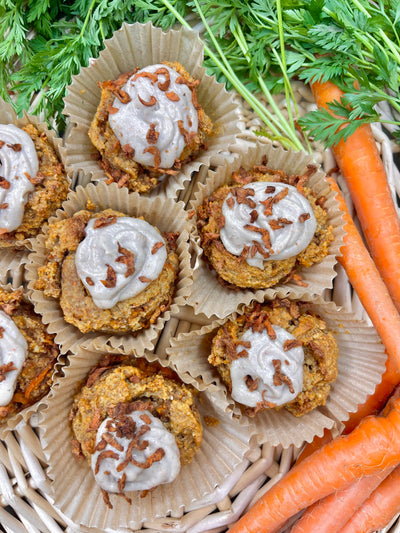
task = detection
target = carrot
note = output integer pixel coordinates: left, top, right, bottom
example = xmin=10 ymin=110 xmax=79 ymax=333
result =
xmin=297 ymin=356 xmax=400 ymax=464
xmin=326 ymin=177 xmax=400 ymax=373
xmin=290 ymin=466 xmax=395 ymax=533
xmin=338 ymin=464 xmax=400 ymax=533
xmin=311 ymin=80 xmax=400 ymax=313
xmin=23 ymin=358 xmax=56 ymax=399
xmin=229 ymin=386 xmax=400 ymax=533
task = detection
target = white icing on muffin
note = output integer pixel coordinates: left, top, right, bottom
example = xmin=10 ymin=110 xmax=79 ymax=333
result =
xmin=75 ymin=216 xmax=167 ymax=309
xmin=0 ymin=124 xmax=39 ymax=232
xmin=92 ymin=409 xmax=181 ymax=493
xmin=220 ymin=181 xmax=317 ymax=268
xmin=108 ymin=64 xmax=199 ymax=169
xmin=230 ymin=325 xmax=304 ymax=408
xmin=0 ymin=310 xmax=28 ymax=406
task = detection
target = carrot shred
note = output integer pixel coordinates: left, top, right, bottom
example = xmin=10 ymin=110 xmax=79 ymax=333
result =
xmin=23 ymin=358 xmax=56 ymax=399
xmin=229 ymin=386 xmax=400 ymax=533
xmin=338 ymin=464 xmax=400 ymax=533
xmin=311 ymin=80 xmax=400 ymax=313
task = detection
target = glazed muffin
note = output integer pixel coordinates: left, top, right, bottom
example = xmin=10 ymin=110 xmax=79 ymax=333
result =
xmin=0 ymin=123 xmax=69 ymax=248
xmin=34 ymin=208 xmax=179 ymax=334
xmin=0 ymin=286 xmax=59 ymax=423
xmin=89 ymin=62 xmax=214 ymax=194
xmin=70 ymin=355 xmax=202 ymax=499
xmin=209 ymin=300 xmax=339 ymax=417
xmin=196 ymin=162 xmax=334 ymax=289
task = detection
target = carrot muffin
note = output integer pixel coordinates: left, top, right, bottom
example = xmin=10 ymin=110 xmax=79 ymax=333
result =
xmin=0 ymin=123 xmax=69 ymax=248
xmin=197 ymin=163 xmax=334 ymax=289
xmin=34 ymin=208 xmax=179 ymax=334
xmin=88 ymin=62 xmax=214 ymax=194
xmin=0 ymin=286 xmax=59 ymax=422
xmin=70 ymin=355 xmax=202 ymax=497
xmin=209 ymin=300 xmax=339 ymax=417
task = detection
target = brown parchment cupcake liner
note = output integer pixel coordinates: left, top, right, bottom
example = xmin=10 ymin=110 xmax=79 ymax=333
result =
xmin=0 ymin=98 xmax=72 ymax=251
xmin=63 ymin=22 xmax=241 ymax=199
xmin=25 ymin=180 xmax=193 ymax=355
xmin=39 ymin=345 xmax=253 ymax=530
xmin=0 ymin=282 xmax=63 ymax=438
xmin=187 ymin=138 xmax=346 ymax=319
xmin=167 ymin=298 xmax=387 ymax=449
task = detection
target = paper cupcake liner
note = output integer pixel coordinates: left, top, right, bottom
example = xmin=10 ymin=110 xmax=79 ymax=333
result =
xmin=167 ymin=298 xmax=387 ymax=449
xmin=63 ymin=22 xmax=241 ymax=199
xmin=0 ymin=282 xmax=63 ymax=438
xmin=25 ymin=181 xmax=193 ymax=355
xmin=187 ymin=138 xmax=346 ymax=319
xmin=0 ymin=98 xmax=72 ymax=251
xmin=39 ymin=346 xmax=253 ymax=530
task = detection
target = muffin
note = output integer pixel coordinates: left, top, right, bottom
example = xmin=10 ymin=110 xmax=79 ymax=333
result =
xmin=88 ymin=62 xmax=214 ymax=194
xmin=69 ymin=355 xmax=202 ymax=501
xmin=34 ymin=208 xmax=179 ymax=335
xmin=209 ymin=300 xmax=339 ymax=417
xmin=197 ymin=161 xmax=334 ymax=290
xmin=0 ymin=285 xmax=59 ymax=423
xmin=0 ymin=123 xmax=69 ymax=248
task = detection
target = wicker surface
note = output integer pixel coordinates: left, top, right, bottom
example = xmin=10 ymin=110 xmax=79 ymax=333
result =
xmin=1 ymin=84 xmax=400 ymax=533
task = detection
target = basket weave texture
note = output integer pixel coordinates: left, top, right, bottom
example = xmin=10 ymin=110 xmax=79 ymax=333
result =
xmin=1 ymin=84 xmax=400 ymax=533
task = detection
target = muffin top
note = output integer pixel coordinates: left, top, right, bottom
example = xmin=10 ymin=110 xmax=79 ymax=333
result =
xmin=108 ymin=64 xmax=200 ymax=170
xmin=209 ymin=300 xmax=339 ymax=417
xmin=70 ymin=356 xmax=203 ymax=495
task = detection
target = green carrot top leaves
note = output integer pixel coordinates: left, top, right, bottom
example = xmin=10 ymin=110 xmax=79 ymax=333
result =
xmin=2 ymin=0 xmax=400 ymax=145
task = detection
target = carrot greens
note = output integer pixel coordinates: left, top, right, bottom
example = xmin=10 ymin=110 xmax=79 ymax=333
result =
xmin=2 ymin=0 xmax=400 ymax=146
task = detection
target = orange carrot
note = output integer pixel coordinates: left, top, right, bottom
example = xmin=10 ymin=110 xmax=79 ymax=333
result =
xmin=311 ymin=80 xmax=400 ymax=313
xmin=338 ymin=464 xmax=400 ymax=533
xmin=23 ymin=358 xmax=56 ymax=399
xmin=291 ymin=466 xmax=395 ymax=533
xmin=297 ymin=356 xmax=400 ymax=464
xmin=326 ymin=177 xmax=400 ymax=373
xmin=229 ymin=387 xmax=400 ymax=533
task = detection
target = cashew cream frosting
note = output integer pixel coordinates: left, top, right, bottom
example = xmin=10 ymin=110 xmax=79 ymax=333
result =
xmin=92 ymin=409 xmax=181 ymax=493
xmin=0 ymin=124 xmax=39 ymax=232
xmin=230 ymin=326 xmax=304 ymax=408
xmin=108 ymin=64 xmax=199 ymax=169
xmin=0 ymin=310 xmax=28 ymax=406
xmin=220 ymin=182 xmax=317 ymax=269
xmin=75 ymin=216 xmax=167 ymax=309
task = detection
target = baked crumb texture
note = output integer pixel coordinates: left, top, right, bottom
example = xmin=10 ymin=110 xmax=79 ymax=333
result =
xmin=35 ymin=208 xmax=179 ymax=334
xmin=70 ymin=355 xmax=202 ymax=494
xmin=88 ymin=62 xmax=214 ymax=194
xmin=197 ymin=163 xmax=334 ymax=289
xmin=0 ymin=287 xmax=59 ymax=422
xmin=0 ymin=124 xmax=69 ymax=248
xmin=209 ymin=300 xmax=339 ymax=417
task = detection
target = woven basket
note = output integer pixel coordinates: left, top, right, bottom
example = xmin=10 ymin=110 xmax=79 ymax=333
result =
xmin=1 ymin=82 xmax=400 ymax=533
